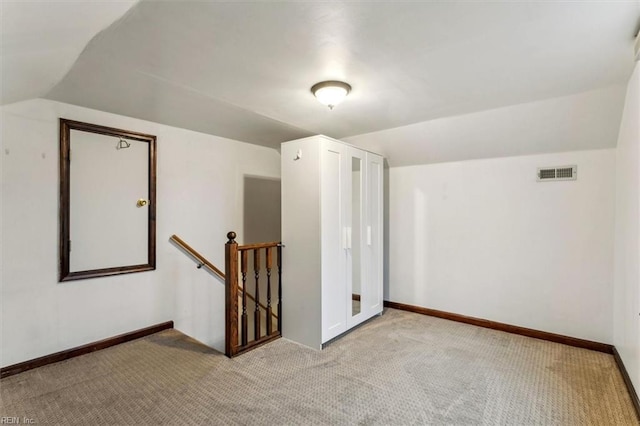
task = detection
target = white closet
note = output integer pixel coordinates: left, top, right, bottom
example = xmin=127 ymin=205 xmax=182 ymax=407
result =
xmin=281 ymin=135 xmax=383 ymax=349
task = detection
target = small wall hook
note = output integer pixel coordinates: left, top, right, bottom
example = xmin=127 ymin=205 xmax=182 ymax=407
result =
xmin=116 ymin=138 xmax=131 ymax=150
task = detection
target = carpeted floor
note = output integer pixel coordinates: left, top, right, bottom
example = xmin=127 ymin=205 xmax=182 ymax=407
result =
xmin=1 ymin=308 xmax=638 ymax=425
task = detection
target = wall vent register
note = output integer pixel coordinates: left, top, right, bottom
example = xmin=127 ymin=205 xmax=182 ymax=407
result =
xmin=537 ymin=165 xmax=577 ymax=182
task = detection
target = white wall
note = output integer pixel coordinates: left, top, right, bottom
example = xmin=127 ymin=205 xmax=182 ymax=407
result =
xmin=613 ymin=63 xmax=640 ymax=391
xmin=1 ymin=98 xmax=280 ymax=367
xmin=387 ymin=149 xmax=615 ymax=343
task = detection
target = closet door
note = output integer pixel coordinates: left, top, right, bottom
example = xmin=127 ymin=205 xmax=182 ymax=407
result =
xmin=321 ymin=140 xmax=347 ymax=342
xmin=365 ymin=152 xmax=384 ymax=316
xmin=346 ymin=147 xmax=367 ymax=328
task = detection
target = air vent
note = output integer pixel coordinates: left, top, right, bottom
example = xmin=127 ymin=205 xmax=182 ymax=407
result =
xmin=537 ymin=165 xmax=577 ymax=182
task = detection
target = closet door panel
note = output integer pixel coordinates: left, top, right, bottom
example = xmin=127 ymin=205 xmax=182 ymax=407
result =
xmin=321 ymin=144 xmax=347 ymax=342
xmin=366 ymin=153 xmax=384 ymax=315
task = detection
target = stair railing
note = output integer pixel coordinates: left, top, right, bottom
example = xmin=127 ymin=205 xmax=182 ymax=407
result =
xmin=170 ymin=234 xmax=225 ymax=279
xmin=170 ymin=234 xmax=277 ymax=321
xmin=225 ymin=231 xmax=282 ymax=357
xmin=169 ymin=233 xmax=282 ymax=357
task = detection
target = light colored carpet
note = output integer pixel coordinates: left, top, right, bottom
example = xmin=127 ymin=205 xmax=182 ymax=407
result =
xmin=1 ymin=308 xmax=638 ymax=425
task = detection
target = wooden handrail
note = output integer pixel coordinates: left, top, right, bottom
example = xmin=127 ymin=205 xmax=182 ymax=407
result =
xmin=238 ymin=241 xmax=281 ymax=250
xmin=170 ymin=234 xmax=225 ymax=279
xmin=169 ymin=234 xmax=277 ymax=320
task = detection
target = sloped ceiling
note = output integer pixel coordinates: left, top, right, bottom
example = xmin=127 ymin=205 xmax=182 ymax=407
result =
xmin=0 ymin=0 xmax=138 ymax=105
xmin=344 ymin=85 xmax=627 ymax=166
xmin=3 ymin=1 xmax=640 ymax=164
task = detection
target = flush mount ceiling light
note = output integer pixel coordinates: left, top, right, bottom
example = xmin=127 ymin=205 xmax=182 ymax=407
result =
xmin=311 ymin=81 xmax=351 ymax=110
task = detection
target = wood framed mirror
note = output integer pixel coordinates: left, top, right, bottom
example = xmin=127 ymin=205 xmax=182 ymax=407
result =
xmin=59 ymin=119 xmax=157 ymax=281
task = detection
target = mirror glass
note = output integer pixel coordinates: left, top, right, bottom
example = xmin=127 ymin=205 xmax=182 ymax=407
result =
xmin=60 ymin=119 xmax=156 ymax=281
xmin=351 ymin=156 xmax=362 ymax=316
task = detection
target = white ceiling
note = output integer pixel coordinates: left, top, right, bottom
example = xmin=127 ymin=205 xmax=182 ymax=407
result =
xmin=2 ymin=1 xmax=640 ymax=163
xmin=0 ymin=0 xmax=138 ymax=105
xmin=344 ymin=85 xmax=627 ymax=166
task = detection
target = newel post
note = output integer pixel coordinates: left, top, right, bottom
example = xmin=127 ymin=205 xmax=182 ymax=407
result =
xmin=225 ymin=231 xmax=239 ymax=357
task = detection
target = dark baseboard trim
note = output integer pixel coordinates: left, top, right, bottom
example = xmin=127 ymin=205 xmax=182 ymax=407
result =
xmin=384 ymin=301 xmax=613 ymax=354
xmin=1 ymin=321 xmax=174 ymax=379
xmin=613 ymin=347 xmax=640 ymax=421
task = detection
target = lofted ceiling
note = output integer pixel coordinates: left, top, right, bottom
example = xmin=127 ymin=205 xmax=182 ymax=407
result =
xmin=0 ymin=0 xmax=138 ymax=105
xmin=2 ymin=1 xmax=640 ymax=164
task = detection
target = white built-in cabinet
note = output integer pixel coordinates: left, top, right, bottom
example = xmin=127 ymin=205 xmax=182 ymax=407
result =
xmin=281 ymin=135 xmax=383 ymax=349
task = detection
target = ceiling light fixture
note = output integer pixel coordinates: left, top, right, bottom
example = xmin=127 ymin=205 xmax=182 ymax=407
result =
xmin=311 ymin=81 xmax=351 ymax=110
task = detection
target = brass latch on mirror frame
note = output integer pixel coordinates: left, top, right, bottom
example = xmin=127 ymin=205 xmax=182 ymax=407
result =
xmin=137 ymin=199 xmax=149 ymax=208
